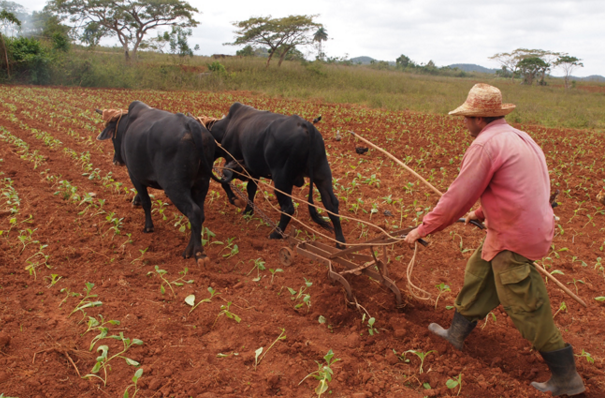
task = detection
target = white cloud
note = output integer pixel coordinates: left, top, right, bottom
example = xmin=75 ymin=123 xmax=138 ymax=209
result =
xmin=13 ymin=0 xmax=605 ymax=76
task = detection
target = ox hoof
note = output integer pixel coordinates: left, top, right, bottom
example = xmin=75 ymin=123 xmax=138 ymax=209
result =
xmin=143 ymin=227 xmax=154 ymax=233
xmin=233 ymin=199 xmax=244 ymax=207
xmin=269 ymin=231 xmax=284 ymax=240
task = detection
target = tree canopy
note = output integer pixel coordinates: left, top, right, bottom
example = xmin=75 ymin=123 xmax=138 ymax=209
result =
xmin=313 ymin=26 xmax=327 ymax=60
xmin=516 ymin=56 xmax=550 ymax=85
xmin=227 ymin=14 xmax=321 ymax=67
xmin=45 ymin=0 xmax=199 ymax=60
xmin=489 ymin=48 xmax=559 ymax=83
xmin=554 ymin=55 xmax=583 ymax=89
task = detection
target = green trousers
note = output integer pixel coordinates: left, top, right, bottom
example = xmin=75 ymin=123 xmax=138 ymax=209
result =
xmin=454 ymin=241 xmax=565 ymax=352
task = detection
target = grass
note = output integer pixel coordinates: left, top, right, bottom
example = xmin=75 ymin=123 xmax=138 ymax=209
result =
xmin=19 ymin=46 xmax=605 ymax=130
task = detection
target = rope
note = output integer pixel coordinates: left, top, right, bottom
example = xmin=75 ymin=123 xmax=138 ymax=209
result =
xmin=406 ymin=242 xmax=431 ymax=301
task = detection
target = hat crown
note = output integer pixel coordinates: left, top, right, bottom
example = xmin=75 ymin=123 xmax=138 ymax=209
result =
xmin=466 ymin=83 xmax=503 ymax=110
xmin=448 ymin=83 xmax=515 ymax=117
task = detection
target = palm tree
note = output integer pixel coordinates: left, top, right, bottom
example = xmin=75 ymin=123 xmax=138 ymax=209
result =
xmin=313 ymin=27 xmax=328 ymax=60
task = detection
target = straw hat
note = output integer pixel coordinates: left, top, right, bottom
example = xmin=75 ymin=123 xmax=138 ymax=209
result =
xmin=449 ymin=83 xmax=515 ymax=117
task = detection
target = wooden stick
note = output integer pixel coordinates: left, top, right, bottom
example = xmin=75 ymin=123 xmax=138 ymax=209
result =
xmin=533 ymin=262 xmax=588 ymax=308
xmin=350 ymin=131 xmax=444 ymax=197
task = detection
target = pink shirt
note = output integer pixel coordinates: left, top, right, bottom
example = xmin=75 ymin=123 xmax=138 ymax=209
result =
xmin=417 ymin=119 xmax=554 ymax=261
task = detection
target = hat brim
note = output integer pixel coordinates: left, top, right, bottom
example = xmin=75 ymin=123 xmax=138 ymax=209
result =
xmin=449 ymin=103 xmax=516 ymax=117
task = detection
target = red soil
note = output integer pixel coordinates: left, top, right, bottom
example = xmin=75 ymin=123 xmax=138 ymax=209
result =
xmin=0 ymin=86 xmax=604 ymax=398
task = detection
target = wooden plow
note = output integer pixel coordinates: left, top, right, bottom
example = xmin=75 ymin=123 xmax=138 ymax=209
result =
xmin=278 ymin=228 xmax=428 ymax=309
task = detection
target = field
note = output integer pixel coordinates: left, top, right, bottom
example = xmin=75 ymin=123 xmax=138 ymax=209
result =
xmin=0 ymin=85 xmax=604 ymax=398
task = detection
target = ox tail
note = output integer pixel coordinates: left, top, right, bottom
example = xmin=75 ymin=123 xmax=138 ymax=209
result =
xmin=189 ymin=119 xmax=228 ymax=185
xmin=306 ymin=121 xmax=334 ymax=232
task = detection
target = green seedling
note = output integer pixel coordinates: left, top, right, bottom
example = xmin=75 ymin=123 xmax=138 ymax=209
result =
xmin=213 ymin=301 xmax=241 ymax=327
xmin=130 ymin=247 xmax=148 ymax=264
xmin=269 ymin=268 xmax=283 ymax=284
xmin=566 ymin=278 xmax=585 ymax=294
xmin=434 ymin=283 xmax=451 ymax=309
xmin=220 ymin=237 xmax=239 ymax=258
xmin=254 ymin=328 xmax=286 ymax=371
xmin=595 ymin=296 xmax=605 ymax=302
xmin=149 ymin=265 xmax=194 ymax=297
xmin=84 ymin=314 xmax=120 ymax=336
xmin=123 ymin=368 xmax=143 ymax=398
xmin=287 ymin=278 xmax=312 ymax=310
xmin=201 ymin=226 xmax=217 ymax=246
xmin=450 ymin=232 xmax=472 ymax=254
xmin=216 ymin=352 xmax=239 ymax=358
xmin=185 ymin=286 xmax=220 ymax=313
xmin=299 ymin=349 xmax=341 ymax=398
xmin=575 ymin=349 xmax=594 ymax=364
xmin=59 ymin=287 xmax=79 ymax=308
xmin=553 ymin=301 xmax=567 ymax=318
xmin=481 ymin=312 xmax=497 ymax=330
xmin=151 ymin=200 xmax=169 ymax=220
xmin=446 ymin=373 xmax=463 ymax=396
xmin=69 ymin=282 xmax=102 ymax=319
xmin=45 ymin=273 xmax=62 ymax=288
xmin=361 ymin=313 xmax=378 ymax=336
xmin=247 ymin=258 xmax=266 ymax=282
xmin=25 ymin=243 xmax=51 ymax=279
xmin=402 ymin=350 xmax=435 ymax=374
xmin=17 ymin=228 xmax=38 ymax=253
xmin=83 ymin=332 xmax=143 ymax=386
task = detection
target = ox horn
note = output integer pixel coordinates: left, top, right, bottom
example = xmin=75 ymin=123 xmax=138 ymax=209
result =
xmin=95 ymin=109 xmax=103 ymax=115
xmin=313 ymin=115 xmax=322 ymax=124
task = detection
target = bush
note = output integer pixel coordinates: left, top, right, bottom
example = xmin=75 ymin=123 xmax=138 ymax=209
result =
xmin=7 ymin=37 xmax=52 ymax=84
xmin=207 ymin=61 xmax=226 ymax=73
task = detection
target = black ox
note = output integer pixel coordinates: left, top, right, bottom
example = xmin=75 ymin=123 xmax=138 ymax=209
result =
xmin=205 ymin=102 xmax=345 ymax=246
xmin=96 ymin=101 xmax=221 ymax=265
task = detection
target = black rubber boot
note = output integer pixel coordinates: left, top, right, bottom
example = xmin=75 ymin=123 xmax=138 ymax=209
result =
xmin=428 ymin=310 xmax=477 ymax=350
xmin=531 ymin=344 xmax=585 ymax=396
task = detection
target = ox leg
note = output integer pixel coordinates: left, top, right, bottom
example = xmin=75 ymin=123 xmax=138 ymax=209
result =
xmin=129 ymin=176 xmax=154 ymax=233
xmin=166 ymin=186 xmax=206 ymax=264
xmin=243 ymin=180 xmax=258 ymax=215
xmin=269 ymin=180 xmax=294 ymax=240
xmin=316 ymin=180 xmax=346 ymax=247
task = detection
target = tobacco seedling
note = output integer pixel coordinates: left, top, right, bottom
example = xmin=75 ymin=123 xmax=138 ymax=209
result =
xmin=434 ymin=283 xmax=451 ymax=309
xmin=287 ymin=278 xmax=312 ymax=310
xmin=595 ymin=296 xmax=605 ymax=302
xmin=247 ymin=258 xmax=266 ymax=282
xmin=83 ymin=332 xmax=143 ymax=386
xmin=553 ymin=301 xmax=567 ymax=318
xmin=123 ymin=368 xmax=143 ymax=398
xmin=185 ymin=286 xmax=220 ymax=314
xmin=213 ymin=301 xmax=241 ymax=327
xmin=85 ymin=314 xmax=120 ymax=336
xmin=254 ymin=328 xmax=286 ymax=371
xmin=575 ymin=349 xmax=594 ymax=364
xmin=59 ymin=287 xmax=79 ymax=308
xmin=269 ymin=268 xmax=283 ymax=284
xmin=481 ymin=312 xmax=497 ymax=330
xmin=45 ymin=273 xmax=62 ymax=288
xmin=149 ymin=265 xmax=193 ymax=297
xmin=299 ymin=349 xmax=341 ymax=398
xmin=446 ymin=373 xmax=463 ymax=396
xmin=69 ymin=282 xmax=102 ymax=319
xmin=566 ymin=278 xmax=584 ymax=294
xmin=402 ymin=350 xmax=435 ymax=374
xmin=220 ymin=237 xmax=239 ymax=258
xmin=130 ymin=247 xmax=148 ymax=264
xmin=361 ymin=314 xmax=378 ymax=336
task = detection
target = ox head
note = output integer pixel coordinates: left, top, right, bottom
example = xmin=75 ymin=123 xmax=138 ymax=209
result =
xmin=96 ymin=108 xmax=128 ymax=166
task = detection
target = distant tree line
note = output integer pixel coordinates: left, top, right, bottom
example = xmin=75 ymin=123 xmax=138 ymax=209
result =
xmin=489 ymin=49 xmax=583 ymax=89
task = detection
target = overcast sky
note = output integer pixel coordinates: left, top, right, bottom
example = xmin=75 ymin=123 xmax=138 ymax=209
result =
xmin=15 ymin=0 xmax=605 ymax=76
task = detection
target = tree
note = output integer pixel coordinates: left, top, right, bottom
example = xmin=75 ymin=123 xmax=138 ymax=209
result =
xmin=227 ymin=15 xmax=321 ymax=67
xmin=489 ymin=48 xmax=559 ymax=83
xmin=516 ymin=57 xmax=550 ymax=85
xmin=0 ymin=9 xmax=20 ymax=77
xmin=313 ymin=26 xmax=327 ymax=60
xmin=554 ymin=55 xmax=583 ymax=89
xmin=45 ymin=0 xmax=199 ymax=61
xmin=396 ymin=54 xmax=415 ymax=68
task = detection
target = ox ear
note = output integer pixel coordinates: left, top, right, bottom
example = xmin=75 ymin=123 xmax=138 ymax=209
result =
xmin=97 ymin=126 xmax=113 ymax=141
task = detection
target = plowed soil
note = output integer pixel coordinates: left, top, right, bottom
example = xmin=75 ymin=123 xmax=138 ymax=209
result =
xmin=1 ymin=86 xmax=604 ymax=398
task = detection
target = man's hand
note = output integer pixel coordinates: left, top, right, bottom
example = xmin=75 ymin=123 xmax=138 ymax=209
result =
xmin=464 ymin=210 xmax=479 ymax=225
xmin=404 ymin=227 xmax=422 ymax=247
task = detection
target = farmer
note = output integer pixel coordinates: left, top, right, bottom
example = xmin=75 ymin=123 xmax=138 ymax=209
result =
xmin=404 ymin=83 xmax=585 ymax=396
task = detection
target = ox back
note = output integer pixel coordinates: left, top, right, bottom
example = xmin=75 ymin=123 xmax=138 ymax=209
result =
xmin=207 ymin=102 xmax=345 ymax=246
xmin=97 ymin=100 xmax=217 ymax=265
